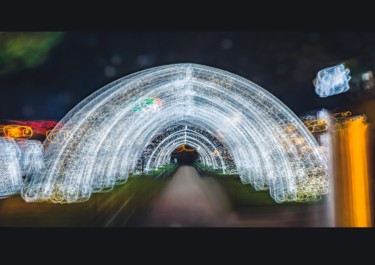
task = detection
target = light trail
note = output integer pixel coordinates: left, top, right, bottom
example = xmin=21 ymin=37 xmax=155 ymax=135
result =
xmin=0 ymin=138 xmax=44 ymax=197
xmin=333 ymin=115 xmax=372 ymax=227
xmin=0 ymin=138 xmax=22 ymax=197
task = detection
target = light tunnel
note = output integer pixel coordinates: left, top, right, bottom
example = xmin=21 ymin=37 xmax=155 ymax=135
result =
xmin=142 ymin=125 xmax=228 ymax=173
xmin=18 ymin=63 xmax=328 ymax=204
xmin=149 ymin=136 xmax=217 ymax=171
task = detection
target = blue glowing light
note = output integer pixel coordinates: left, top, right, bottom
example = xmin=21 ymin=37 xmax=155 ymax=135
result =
xmin=314 ymin=64 xmax=351 ymax=98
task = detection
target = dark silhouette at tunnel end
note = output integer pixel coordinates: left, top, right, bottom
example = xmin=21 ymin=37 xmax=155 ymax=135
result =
xmin=171 ymin=145 xmax=199 ymax=166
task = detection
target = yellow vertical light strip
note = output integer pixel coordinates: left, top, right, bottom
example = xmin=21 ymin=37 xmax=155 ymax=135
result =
xmin=335 ymin=116 xmax=372 ymax=227
xmin=344 ymin=125 xmax=354 ymax=226
xmin=336 ymin=125 xmax=353 ymax=226
xmin=347 ymin=118 xmax=371 ymax=227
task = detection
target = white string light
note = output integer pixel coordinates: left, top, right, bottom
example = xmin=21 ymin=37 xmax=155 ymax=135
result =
xmin=16 ymin=140 xmax=44 ymax=177
xmin=0 ymin=137 xmax=23 ymax=197
xmin=141 ymin=125 xmax=229 ymax=174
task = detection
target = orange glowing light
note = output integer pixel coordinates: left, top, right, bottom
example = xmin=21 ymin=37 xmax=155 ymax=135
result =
xmin=333 ymin=115 xmax=372 ymax=227
xmin=174 ymin=144 xmax=196 ymax=153
xmin=332 ymin=111 xmax=352 ymax=119
xmin=303 ymin=119 xmax=328 ymax=133
xmin=347 ymin=117 xmax=371 ymax=226
xmin=6 ymin=120 xmax=58 ymax=136
xmin=3 ymin=125 xmax=33 ymax=139
xmin=46 ymin=129 xmax=71 ymax=143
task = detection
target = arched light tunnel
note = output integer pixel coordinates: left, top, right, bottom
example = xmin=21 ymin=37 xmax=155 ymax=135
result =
xmin=141 ymin=125 xmax=231 ymax=173
xmin=0 ymin=63 xmax=328 ymax=204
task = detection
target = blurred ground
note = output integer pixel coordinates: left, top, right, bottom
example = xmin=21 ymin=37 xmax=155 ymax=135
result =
xmin=0 ymin=166 xmax=328 ymax=227
xmin=0 ymin=176 xmax=168 ymax=227
xmin=138 ymin=166 xmax=327 ymax=227
xmin=139 ymin=166 xmax=238 ymax=227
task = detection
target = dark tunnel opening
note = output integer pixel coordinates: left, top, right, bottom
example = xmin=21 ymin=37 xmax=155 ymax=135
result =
xmin=171 ymin=144 xmax=199 ymax=166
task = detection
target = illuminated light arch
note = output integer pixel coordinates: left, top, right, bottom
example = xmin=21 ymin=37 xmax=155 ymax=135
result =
xmin=16 ymin=140 xmax=44 ymax=177
xmin=152 ymin=137 xmax=215 ymax=168
xmin=0 ymin=139 xmax=44 ymax=198
xmin=0 ymin=138 xmax=22 ymax=197
xmin=21 ymin=63 xmax=328 ymax=204
xmin=155 ymin=137 xmax=217 ymax=168
xmin=144 ymin=127 xmax=226 ymax=172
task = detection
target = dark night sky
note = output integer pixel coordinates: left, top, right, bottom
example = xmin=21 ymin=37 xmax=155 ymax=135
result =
xmin=1 ymin=32 xmax=374 ymax=121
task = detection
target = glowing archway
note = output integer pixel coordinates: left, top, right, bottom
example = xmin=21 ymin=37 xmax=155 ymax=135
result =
xmin=21 ymin=63 xmax=328 ymax=204
xmin=142 ymin=125 xmax=228 ymax=173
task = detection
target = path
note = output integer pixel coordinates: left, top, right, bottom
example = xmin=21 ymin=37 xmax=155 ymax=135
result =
xmin=139 ymin=166 xmax=238 ymax=226
xmin=137 ymin=166 xmax=330 ymax=227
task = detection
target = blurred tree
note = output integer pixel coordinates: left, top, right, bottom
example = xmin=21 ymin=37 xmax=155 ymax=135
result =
xmin=0 ymin=32 xmax=64 ymax=75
